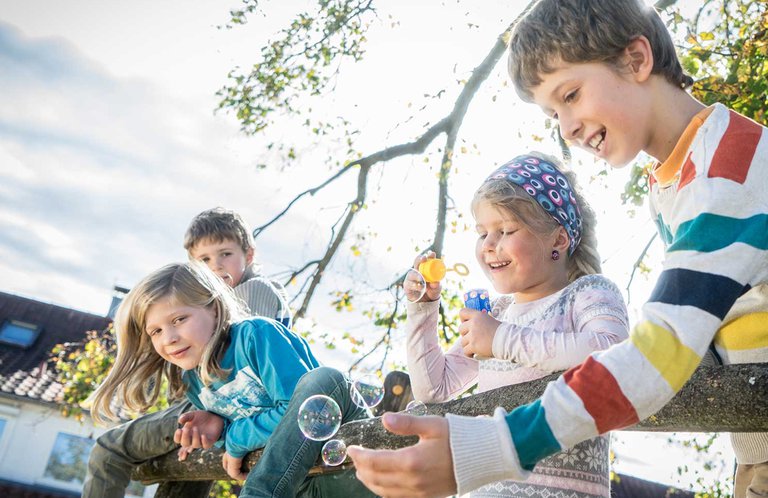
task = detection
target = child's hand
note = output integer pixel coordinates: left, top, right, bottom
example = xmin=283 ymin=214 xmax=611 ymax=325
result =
xmin=458 ymin=308 xmax=501 ymax=358
xmin=175 ymin=410 xmax=224 ymax=450
xmin=177 ymin=445 xmax=194 ymax=461
xmin=347 ymin=413 xmax=456 ymax=498
xmin=411 ymin=251 xmax=442 ymax=302
xmin=222 ymin=451 xmax=248 ymax=481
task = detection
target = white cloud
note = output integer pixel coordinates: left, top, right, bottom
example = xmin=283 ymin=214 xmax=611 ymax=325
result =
xmin=0 ymin=20 xmax=324 ymax=315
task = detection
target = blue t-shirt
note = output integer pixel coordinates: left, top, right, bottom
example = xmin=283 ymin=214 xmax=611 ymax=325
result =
xmin=183 ymin=317 xmax=320 ymax=457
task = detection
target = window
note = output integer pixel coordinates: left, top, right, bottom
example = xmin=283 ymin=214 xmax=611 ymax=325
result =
xmin=0 ymin=319 xmax=41 ymax=348
xmin=0 ymin=415 xmax=12 ymax=464
xmin=43 ymin=433 xmax=92 ymax=485
xmin=42 ymin=432 xmax=147 ymax=496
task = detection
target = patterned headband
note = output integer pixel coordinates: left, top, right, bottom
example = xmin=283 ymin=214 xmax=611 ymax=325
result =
xmin=484 ymin=154 xmax=583 ymax=255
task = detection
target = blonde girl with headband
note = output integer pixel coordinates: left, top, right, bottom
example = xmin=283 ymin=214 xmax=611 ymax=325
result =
xmin=404 ymin=152 xmax=629 ymax=498
xmin=89 ymin=262 xmax=375 ymax=498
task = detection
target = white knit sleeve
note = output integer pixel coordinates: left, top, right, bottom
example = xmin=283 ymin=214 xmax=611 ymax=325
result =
xmin=491 ymin=276 xmax=628 ymax=372
xmin=448 ymin=407 xmax=529 ymax=495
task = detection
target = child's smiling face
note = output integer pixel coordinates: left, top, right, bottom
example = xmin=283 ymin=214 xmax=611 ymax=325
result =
xmin=474 ymin=201 xmax=567 ymax=303
xmin=189 ymin=237 xmax=253 ymax=288
xmin=145 ymin=298 xmax=217 ymax=370
xmin=529 ymin=58 xmax=654 ymax=168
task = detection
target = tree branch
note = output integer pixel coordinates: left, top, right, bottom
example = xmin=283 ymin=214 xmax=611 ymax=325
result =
xmin=253 ymin=165 xmax=358 ymax=237
xmin=296 ymin=170 xmax=367 ymax=318
xmin=625 ymin=232 xmax=658 ymax=305
xmin=133 ymin=364 xmax=768 ymax=484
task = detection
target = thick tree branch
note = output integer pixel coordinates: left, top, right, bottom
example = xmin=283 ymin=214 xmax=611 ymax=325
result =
xmin=134 ymin=364 xmax=768 ymax=484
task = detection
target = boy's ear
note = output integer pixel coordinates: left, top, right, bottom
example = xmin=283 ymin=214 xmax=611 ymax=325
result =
xmin=624 ymin=35 xmax=654 ymax=82
xmin=245 ymin=247 xmax=254 ymax=265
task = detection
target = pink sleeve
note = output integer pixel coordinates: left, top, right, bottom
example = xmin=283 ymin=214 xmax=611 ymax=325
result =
xmin=405 ymin=300 xmax=479 ymax=402
xmin=491 ymin=280 xmax=629 ymax=372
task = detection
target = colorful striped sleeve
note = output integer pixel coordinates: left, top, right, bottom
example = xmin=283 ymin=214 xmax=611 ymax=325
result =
xmin=502 ymin=106 xmax=768 ymax=470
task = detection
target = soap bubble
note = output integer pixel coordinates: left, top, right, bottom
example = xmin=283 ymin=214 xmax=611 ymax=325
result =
xmin=350 ymin=374 xmax=385 ymax=409
xmin=297 ymin=395 xmax=342 ymax=441
xmin=405 ymin=399 xmax=428 ymax=416
xmin=403 ymin=268 xmax=427 ymax=303
xmin=321 ymin=439 xmax=347 ymax=466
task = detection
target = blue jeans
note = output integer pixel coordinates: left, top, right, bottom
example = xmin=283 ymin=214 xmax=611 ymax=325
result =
xmin=241 ymin=366 xmax=376 ymax=498
xmin=83 ymin=400 xmax=193 ymax=498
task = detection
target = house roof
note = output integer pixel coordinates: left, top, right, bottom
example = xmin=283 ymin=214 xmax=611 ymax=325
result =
xmin=0 ymin=291 xmax=110 ymax=405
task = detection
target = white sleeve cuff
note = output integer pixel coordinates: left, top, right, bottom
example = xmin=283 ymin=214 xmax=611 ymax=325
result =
xmin=447 ymin=407 xmax=530 ymax=495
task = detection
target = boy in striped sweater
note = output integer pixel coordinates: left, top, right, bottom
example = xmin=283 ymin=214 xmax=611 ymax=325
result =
xmin=347 ymin=1 xmax=768 ymax=497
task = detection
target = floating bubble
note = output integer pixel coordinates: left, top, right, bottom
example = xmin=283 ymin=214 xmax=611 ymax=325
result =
xmin=321 ymin=439 xmax=347 ymax=466
xmin=350 ymin=374 xmax=385 ymax=409
xmin=405 ymin=399 xmax=428 ymax=416
xmin=403 ymin=268 xmax=427 ymax=303
xmin=297 ymin=395 xmax=342 ymax=441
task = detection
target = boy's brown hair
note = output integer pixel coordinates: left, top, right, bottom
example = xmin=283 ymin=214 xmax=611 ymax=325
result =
xmin=507 ymin=0 xmax=693 ymax=102
xmin=183 ymin=207 xmax=255 ymax=254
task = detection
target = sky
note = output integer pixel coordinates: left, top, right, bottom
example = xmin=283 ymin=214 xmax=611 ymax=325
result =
xmin=0 ymin=0 xmax=735 ymax=491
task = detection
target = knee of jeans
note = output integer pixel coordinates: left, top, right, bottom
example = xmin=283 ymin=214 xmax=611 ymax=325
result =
xmin=89 ymin=435 xmax=121 ymax=469
xmin=93 ymin=428 xmax=122 ymax=454
xmin=297 ymin=366 xmax=345 ymax=394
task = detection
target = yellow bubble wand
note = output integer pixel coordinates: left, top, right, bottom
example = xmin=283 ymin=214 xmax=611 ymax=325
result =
xmin=403 ymin=258 xmax=469 ymax=303
xmin=417 ymin=258 xmax=470 ymax=282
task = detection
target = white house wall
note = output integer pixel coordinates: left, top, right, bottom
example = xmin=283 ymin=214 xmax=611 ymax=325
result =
xmin=0 ymin=396 xmax=156 ymax=497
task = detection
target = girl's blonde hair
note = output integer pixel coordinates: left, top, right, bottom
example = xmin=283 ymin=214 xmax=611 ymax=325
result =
xmin=89 ymin=262 xmax=247 ymax=424
xmin=472 ymin=152 xmax=601 ymax=282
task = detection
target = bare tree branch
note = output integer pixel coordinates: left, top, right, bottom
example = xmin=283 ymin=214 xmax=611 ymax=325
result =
xmin=298 ymin=30 xmax=513 ymax=310
xmin=253 ymin=164 xmax=358 ymax=237
xmin=625 ymin=232 xmax=658 ymax=305
xmin=286 ymin=259 xmax=323 ymax=284
xmin=262 ymin=2 xmax=540 ymax=326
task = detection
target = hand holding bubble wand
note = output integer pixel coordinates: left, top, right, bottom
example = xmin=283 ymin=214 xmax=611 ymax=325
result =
xmin=461 ymin=288 xmax=494 ymax=360
xmin=401 ymin=252 xmax=494 ymax=361
xmin=462 ymin=288 xmax=492 ymax=314
xmin=403 ymin=251 xmax=470 ymax=303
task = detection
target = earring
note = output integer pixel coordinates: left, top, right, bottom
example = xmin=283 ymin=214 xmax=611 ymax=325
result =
xmin=551 ymin=250 xmax=560 ymax=261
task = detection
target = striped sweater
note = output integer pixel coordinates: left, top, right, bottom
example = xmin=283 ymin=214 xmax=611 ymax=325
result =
xmin=449 ymin=103 xmax=768 ymax=494
xmin=234 ymin=265 xmax=292 ymax=328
